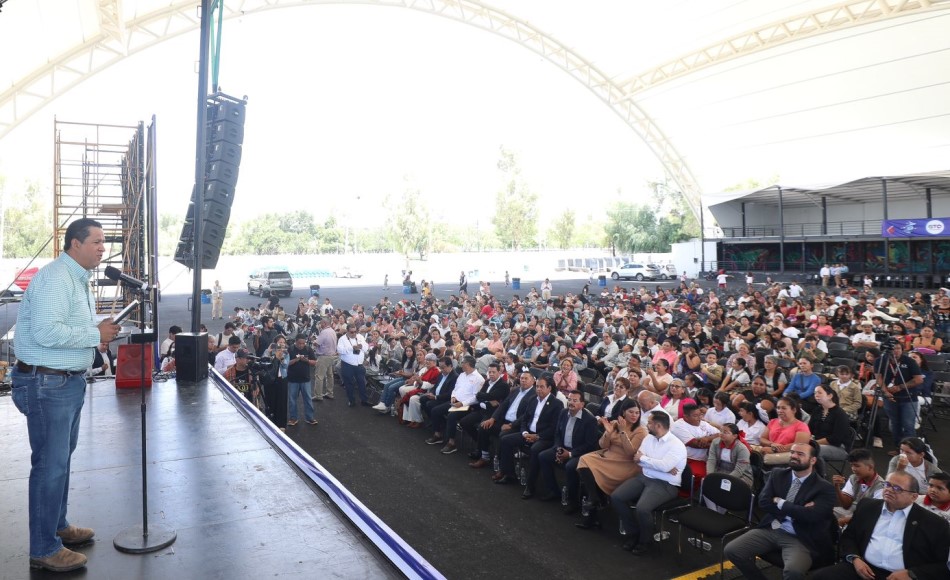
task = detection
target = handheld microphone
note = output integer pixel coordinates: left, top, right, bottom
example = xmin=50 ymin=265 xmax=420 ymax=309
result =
xmin=104 ymin=266 xmax=149 ymax=291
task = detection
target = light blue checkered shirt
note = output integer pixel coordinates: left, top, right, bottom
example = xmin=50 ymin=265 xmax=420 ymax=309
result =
xmin=14 ymin=253 xmax=100 ymax=371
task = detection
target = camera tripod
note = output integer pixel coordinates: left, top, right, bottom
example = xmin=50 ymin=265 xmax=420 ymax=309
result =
xmin=864 ymin=348 xmax=920 ymax=446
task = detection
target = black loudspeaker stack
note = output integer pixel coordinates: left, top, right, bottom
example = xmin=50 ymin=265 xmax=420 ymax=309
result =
xmin=175 ymin=332 xmax=209 ymax=383
xmin=174 ymin=93 xmax=247 ymax=270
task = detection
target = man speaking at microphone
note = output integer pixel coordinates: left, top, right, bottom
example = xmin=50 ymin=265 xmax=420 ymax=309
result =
xmin=11 ymin=218 xmax=121 ymax=573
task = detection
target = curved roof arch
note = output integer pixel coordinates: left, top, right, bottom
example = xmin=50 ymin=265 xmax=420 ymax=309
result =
xmin=1 ymin=0 xmax=949 ymax=212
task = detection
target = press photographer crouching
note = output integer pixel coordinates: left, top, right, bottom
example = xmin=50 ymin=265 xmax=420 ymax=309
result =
xmin=873 ymin=338 xmax=924 ymax=455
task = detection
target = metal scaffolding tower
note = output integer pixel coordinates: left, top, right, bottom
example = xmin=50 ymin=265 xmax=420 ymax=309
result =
xmin=52 ymin=119 xmax=155 ymax=325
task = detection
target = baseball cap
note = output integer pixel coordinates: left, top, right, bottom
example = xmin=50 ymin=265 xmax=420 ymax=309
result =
xmin=236 ymin=349 xmax=250 ymax=358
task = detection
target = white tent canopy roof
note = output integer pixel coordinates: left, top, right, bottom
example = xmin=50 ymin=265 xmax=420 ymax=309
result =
xmin=704 ymin=171 xmax=950 ymax=209
xmin=0 ymin=0 xmax=948 ymax=200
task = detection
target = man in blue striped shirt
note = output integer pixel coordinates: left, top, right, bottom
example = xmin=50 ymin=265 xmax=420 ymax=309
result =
xmin=11 ymin=218 xmax=121 ymax=573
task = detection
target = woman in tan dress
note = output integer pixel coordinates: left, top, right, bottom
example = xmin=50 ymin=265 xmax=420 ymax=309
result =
xmin=575 ymin=399 xmax=647 ymax=530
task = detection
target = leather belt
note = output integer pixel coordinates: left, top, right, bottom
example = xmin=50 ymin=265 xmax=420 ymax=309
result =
xmin=16 ymin=361 xmax=84 ymax=376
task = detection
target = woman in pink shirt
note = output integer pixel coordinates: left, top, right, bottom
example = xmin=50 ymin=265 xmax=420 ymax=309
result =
xmin=754 ymin=396 xmax=811 ymax=465
xmin=553 ymin=358 xmax=578 ymax=393
xmin=652 ymin=339 xmax=678 ymax=368
xmin=808 ymin=313 xmax=834 ymax=337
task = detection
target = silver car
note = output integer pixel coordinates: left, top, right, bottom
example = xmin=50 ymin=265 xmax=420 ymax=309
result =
xmin=247 ymin=268 xmax=294 ymax=297
xmin=610 ymin=263 xmax=659 ymax=281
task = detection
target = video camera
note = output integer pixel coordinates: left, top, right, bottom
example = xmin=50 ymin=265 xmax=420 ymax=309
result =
xmin=245 ymin=354 xmax=274 ymax=372
xmin=879 ymin=335 xmax=899 ymax=354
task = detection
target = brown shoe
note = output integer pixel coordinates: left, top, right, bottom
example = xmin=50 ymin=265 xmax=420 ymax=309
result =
xmin=30 ymin=547 xmax=87 ymax=572
xmin=407 ymin=422 xmax=421 ymax=428
xmin=491 ymin=471 xmax=505 ymax=481
xmin=469 ymin=458 xmax=489 ymax=469
xmin=56 ymin=525 xmax=95 ymax=546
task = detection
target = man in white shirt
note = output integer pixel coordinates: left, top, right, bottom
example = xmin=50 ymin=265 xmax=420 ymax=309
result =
xmin=851 ymin=322 xmax=880 ymax=348
xmin=813 ymin=471 xmax=950 ymax=580
xmin=616 ymin=356 xmax=647 ymax=385
xmin=540 ymin=278 xmax=553 ymax=301
xmin=426 ymin=356 xmax=483 ymax=453
xmin=213 ymin=336 xmax=242 ymax=372
xmin=820 ymin=265 xmax=831 ymax=287
xmin=160 ymin=325 xmax=181 ymax=360
xmin=591 ymin=333 xmax=620 ymax=377
xmin=788 ymin=281 xmax=804 ymax=299
xmin=642 ymin=304 xmax=659 ymax=323
xmin=862 ymin=303 xmax=899 ymax=323
xmin=337 ymin=324 xmax=369 ymax=407
xmin=637 ymin=390 xmax=671 ymax=428
xmin=610 ymin=411 xmax=687 ymax=554
xmin=670 ymin=404 xmax=721 ymax=480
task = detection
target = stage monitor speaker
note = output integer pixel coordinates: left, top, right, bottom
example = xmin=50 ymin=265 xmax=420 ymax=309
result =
xmin=175 ymin=333 xmax=208 ymax=383
xmin=116 ymin=343 xmax=155 ymax=389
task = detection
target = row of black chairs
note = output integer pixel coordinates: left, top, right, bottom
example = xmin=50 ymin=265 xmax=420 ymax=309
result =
xmin=807 ymin=272 xmax=949 ymax=289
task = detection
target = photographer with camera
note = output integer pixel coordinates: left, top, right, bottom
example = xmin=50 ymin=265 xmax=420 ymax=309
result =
xmin=253 ymin=316 xmax=282 ymax=357
xmin=261 ymin=338 xmax=289 ymax=430
xmin=287 ymin=334 xmax=317 ymax=426
xmin=874 ymin=340 xmax=924 ymax=454
xmin=338 ymin=324 xmax=371 ymax=407
xmin=224 ymin=349 xmax=259 ymax=406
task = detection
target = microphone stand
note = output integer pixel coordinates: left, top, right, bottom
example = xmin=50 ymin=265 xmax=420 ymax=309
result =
xmin=114 ymin=283 xmax=177 ymax=553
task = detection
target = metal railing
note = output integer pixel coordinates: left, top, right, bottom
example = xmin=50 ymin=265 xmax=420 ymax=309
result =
xmin=720 ymin=220 xmax=883 ymax=239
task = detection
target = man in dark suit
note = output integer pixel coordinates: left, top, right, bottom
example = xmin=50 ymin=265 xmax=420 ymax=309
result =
xmin=537 ymin=389 xmax=600 ymax=504
xmin=469 ymin=368 xmax=535 ymax=470
xmin=812 ymin=470 xmax=950 ymax=580
xmin=493 ymin=375 xmax=564 ymax=495
xmin=724 ymin=440 xmax=837 ymax=579
xmin=419 ymin=357 xmax=458 ymax=424
xmin=90 ymin=341 xmax=117 ymax=377
xmin=458 ymin=362 xmax=510 ymax=453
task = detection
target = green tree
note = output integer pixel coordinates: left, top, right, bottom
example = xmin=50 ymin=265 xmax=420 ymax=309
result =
xmin=1 ymin=180 xmax=53 ymax=258
xmin=315 ymin=216 xmax=344 ymax=254
xmin=384 ymin=183 xmax=430 ymax=260
xmin=158 ymin=212 xmax=184 ymax=257
xmin=492 ymin=147 xmax=538 ymax=250
xmin=548 ymin=209 xmax=576 ymax=249
xmin=278 ymin=211 xmax=319 ymax=254
xmin=648 ymin=179 xmax=701 ymax=241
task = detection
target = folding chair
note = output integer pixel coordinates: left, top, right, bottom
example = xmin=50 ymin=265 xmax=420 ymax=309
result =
xmin=826 ymin=427 xmax=857 ymax=476
xmin=675 ymin=473 xmax=755 ymax=577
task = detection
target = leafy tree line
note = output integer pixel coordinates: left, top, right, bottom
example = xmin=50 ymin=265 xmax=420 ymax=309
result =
xmin=2 ymin=149 xmax=702 ymax=259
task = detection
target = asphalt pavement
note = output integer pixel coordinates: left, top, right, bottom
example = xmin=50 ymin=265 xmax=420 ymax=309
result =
xmin=155 ymin=276 xmax=727 ymax=579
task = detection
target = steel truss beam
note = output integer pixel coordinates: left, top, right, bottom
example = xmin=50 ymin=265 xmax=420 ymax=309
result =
xmin=0 ymin=0 xmax=705 ymax=220
xmin=618 ymin=0 xmax=950 ymax=98
xmin=9 ymin=1 xmax=943 ymax=219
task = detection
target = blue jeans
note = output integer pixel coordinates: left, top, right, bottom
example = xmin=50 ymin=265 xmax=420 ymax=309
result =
xmin=340 ymin=362 xmax=368 ymax=404
xmin=287 ymin=381 xmax=314 ymax=422
xmin=10 ymin=369 xmax=87 ymax=558
xmin=883 ymin=398 xmax=916 ymax=446
xmin=381 ymin=378 xmax=406 ymax=407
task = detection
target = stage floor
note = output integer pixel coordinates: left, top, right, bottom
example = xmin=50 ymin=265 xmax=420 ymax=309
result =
xmin=0 ymin=376 xmax=401 ymax=580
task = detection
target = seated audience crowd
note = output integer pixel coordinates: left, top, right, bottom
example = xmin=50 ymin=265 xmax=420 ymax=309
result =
xmin=174 ymin=277 xmax=950 ymax=574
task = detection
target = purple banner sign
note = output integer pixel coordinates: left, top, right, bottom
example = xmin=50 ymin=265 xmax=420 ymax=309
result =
xmin=882 ymin=218 xmax=950 ymax=237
